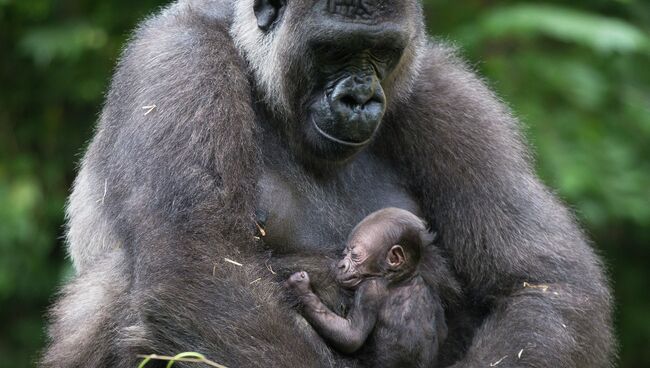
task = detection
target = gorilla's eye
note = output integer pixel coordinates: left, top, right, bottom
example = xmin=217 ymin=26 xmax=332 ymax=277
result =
xmin=372 ymin=47 xmax=401 ymax=61
xmin=371 ymin=47 xmax=402 ymax=68
xmin=314 ymin=44 xmax=352 ymax=64
xmin=369 ymin=47 xmax=403 ymax=79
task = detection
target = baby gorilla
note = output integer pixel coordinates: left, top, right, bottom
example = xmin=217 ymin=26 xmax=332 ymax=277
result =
xmin=287 ymin=208 xmax=446 ymax=368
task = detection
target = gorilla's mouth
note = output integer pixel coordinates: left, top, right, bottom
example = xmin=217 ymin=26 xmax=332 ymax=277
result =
xmin=337 ymin=275 xmax=363 ymax=289
xmin=311 ymin=117 xmax=375 ymax=147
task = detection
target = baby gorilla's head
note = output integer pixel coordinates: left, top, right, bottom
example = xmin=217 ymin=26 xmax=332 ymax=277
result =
xmin=336 ymin=208 xmax=436 ymax=289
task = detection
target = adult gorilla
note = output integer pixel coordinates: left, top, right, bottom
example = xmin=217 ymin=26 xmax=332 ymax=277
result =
xmin=43 ymin=0 xmax=614 ymax=367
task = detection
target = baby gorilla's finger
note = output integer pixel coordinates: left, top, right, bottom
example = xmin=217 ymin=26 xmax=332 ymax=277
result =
xmin=287 ymin=272 xmax=306 ymax=285
xmin=299 ymin=271 xmax=311 ymax=283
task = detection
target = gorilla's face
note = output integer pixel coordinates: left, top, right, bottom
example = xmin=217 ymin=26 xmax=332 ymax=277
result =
xmin=233 ymin=0 xmax=424 ymax=161
xmin=304 ymin=29 xmax=405 ymax=160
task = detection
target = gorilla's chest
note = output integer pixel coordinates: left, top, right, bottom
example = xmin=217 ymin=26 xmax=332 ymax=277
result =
xmin=256 ymin=154 xmax=421 ymax=255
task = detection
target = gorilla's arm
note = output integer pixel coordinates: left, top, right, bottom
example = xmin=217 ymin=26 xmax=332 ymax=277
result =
xmin=42 ymin=4 xmax=339 ymax=367
xmin=288 ymin=273 xmax=381 ymax=354
xmin=382 ymin=44 xmax=614 ymax=368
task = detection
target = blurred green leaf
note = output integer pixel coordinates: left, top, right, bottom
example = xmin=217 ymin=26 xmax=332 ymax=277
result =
xmin=463 ymin=4 xmax=650 ymax=54
xmin=20 ymin=23 xmax=108 ymax=66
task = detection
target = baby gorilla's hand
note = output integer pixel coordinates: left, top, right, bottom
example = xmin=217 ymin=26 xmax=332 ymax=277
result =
xmin=286 ymin=271 xmax=312 ymax=296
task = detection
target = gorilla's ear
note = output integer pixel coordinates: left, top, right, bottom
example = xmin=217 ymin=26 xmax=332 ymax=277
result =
xmin=254 ymin=0 xmax=285 ymax=31
xmin=387 ymin=245 xmax=406 ymax=269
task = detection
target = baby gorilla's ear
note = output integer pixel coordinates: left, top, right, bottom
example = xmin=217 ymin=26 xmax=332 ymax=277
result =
xmin=254 ymin=0 xmax=285 ymax=31
xmin=387 ymin=245 xmax=405 ymax=268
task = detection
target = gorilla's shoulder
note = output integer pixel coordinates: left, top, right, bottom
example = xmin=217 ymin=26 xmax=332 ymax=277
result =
xmin=134 ymin=0 xmax=234 ymax=43
xmin=420 ymin=39 xmax=481 ymax=84
xmin=414 ymin=39 xmax=516 ymax=126
xmin=184 ymin=0 xmax=234 ymax=22
xmin=100 ymin=0 xmax=252 ymax=157
xmin=114 ymin=0 xmax=245 ymax=88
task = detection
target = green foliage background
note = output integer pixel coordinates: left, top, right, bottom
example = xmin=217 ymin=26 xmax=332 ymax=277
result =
xmin=0 ymin=0 xmax=648 ymax=366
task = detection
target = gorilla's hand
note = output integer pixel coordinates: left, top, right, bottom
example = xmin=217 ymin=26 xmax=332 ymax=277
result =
xmin=287 ymin=271 xmax=313 ymax=297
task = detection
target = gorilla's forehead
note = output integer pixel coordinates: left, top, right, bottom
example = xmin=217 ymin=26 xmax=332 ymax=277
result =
xmin=284 ymin=0 xmax=421 ymax=58
xmin=326 ymin=0 xmax=395 ymax=22
xmin=293 ymin=0 xmax=417 ymax=25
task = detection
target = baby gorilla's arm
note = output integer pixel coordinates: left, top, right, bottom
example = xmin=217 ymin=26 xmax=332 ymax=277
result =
xmin=287 ymin=272 xmax=381 ymax=354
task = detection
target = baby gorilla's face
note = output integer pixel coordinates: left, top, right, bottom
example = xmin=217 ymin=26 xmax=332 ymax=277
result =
xmin=335 ymin=229 xmax=406 ymax=289
xmin=336 ymin=240 xmax=377 ymax=289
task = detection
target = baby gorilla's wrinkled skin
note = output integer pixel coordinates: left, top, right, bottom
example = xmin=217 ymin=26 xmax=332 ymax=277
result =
xmin=287 ymin=208 xmax=446 ymax=368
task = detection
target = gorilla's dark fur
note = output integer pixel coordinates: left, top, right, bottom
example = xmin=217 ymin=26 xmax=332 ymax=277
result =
xmin=43 ymin=0 xmax=615 ymax=367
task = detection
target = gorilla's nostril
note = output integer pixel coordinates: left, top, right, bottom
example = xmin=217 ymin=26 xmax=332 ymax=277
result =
xmin=340 ymin=95 xmax=358 ymax=109
xmin=331 ymin=77 xmax=375 ymax=105
xmin=337 ymin=91 xmax=378 ymax=111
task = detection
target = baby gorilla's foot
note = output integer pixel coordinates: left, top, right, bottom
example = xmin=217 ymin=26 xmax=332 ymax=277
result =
xmin=287 ymin=271 xmax=312 ymax=296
